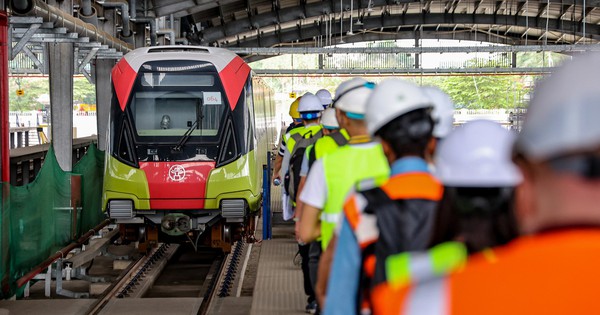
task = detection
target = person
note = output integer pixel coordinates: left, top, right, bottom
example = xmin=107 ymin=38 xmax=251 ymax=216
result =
xmin=298 ymin=78 xmax=389 ymax=250
xmin=316 ymin=89 xmax=333 ymax=109
xmin=313 ymin=84 xmax=455 ymax=307
xmin=421 ymin=86 xmax=455 ymax=167
xmin=298 ymin=79 xmax=389 ymax=314
xmin=273 ymin=97 xmax=304 ymax=185
xmin=323 ymin=79 xmax=442 ymax=315
xmin=371 ymin=120 xmax=522 ymax=315
xmin=393 ymin=53 xmax=600 ymax=314
xmin=279 ymin=92 xmax=324 ymax=314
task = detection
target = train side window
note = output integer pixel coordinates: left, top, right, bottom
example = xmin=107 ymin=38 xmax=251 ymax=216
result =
xmin=218 ymin=120 xmax=238 ymax=166
xmin=117 ymin=120 xmax=136 ymax=165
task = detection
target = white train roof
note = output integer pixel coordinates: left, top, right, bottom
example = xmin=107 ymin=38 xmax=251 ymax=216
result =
xmin=122 ymin=45 xmax=240 ymax=72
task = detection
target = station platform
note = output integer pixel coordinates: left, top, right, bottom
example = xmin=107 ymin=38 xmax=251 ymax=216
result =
xmin=250 ymin=219 xmax=306 ymax=315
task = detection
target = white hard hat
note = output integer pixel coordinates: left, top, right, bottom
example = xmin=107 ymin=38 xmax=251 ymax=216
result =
xmin=316 ymin=89 xmax=333 ymax=108
xmin=298 ymin=92 xmax=323 ymax=119
xmin=514 ymin=53 xmax=600 ymax=160
xmin=436 ymin=120 xmax=522 ymax=187
xmin=333 ymin=78 xmax=375 ymax=117
xmin=320 ymin=108 xmax=339 ymax=129
xmin=365 ymin=79 xmax=432 ymax=135
xmin=422 ymin=86 xmax=455 ymax=139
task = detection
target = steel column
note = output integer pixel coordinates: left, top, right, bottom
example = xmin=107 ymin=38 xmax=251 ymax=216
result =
xmin=0 ymin=10 xmax=8 ymax=182
xmin=94 ymin=59 xmax=114 ymax=150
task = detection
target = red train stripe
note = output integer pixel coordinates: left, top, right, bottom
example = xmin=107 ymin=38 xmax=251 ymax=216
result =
xmin=111 ymin=59 xmax=137 ymax=111
xmin=219 ymin=56 xmax=251 ymax=111
xmin=140 ymin=161 xmax=215 ymax=204
xmin=149 ymin=199 xmax=206 ymax=209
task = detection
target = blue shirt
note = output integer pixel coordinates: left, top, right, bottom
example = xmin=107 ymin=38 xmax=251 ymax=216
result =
xmin=323 ymin=156 xmax=430 ymax=315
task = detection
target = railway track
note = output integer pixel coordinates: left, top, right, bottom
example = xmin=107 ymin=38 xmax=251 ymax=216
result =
xmin=85 ymin=243 xmax=227 ymax=315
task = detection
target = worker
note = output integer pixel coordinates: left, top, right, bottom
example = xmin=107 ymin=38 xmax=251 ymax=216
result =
xmin=280 ymin=92 xmax=324 ymax=314
xmin=314 ymin=84 xmax=454 ymax=308
xmin=298 ymin=78 xmax=389 ymax=249
xmin=273 ymin=97 xmax=303 ymax=186
xmin=316 ymin=89 xmax=333 ymax=109
xmin=323 ymin=79 xmax=442 ymax=315
xmin=394 ymin=53 xmax=600 ymax=314
xmin=370 ymin=120 xmax=522 ymax=315
xmin=421 ymin=86 xmax=455 ymax=166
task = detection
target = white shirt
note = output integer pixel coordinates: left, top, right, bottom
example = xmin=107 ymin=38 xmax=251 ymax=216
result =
xmin=299 ymin=142 xmax=380 ymax=210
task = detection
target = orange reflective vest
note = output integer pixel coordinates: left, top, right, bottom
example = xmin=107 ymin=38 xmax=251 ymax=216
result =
xmin=343 ymin=172 xmax=443 ymax=314
xmin=386 ymin=229 xmax=600 ymax=315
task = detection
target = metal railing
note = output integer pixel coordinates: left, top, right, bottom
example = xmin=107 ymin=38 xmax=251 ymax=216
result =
xmin=9 ymin=136 xmax=98 ymax=186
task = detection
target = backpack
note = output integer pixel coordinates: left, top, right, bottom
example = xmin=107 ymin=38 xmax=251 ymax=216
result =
xmin=307 ymin=131 xmax=348 ymax=168
xmin=285 ymin=129 xmax=323 ymax=202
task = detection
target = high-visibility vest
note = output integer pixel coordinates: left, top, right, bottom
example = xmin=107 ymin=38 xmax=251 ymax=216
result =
xmin=320 ymin=143 xmax=389 ymax=250
xmin=285 ymin=124 xmax=323 ymax=154
xmin=307 ymin=129 xmax=350 ymax=168
xmin=343 ymin=172 xmax=443 ymax=314
xmin=386 ymin=229 xmax=600 ymax=315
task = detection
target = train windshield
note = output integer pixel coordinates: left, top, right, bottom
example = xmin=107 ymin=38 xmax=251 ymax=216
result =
xmin=129 ymin=72 xmax=225 ymax=141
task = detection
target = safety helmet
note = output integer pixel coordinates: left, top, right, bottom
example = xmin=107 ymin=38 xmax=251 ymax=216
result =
xmin=422 ymin=86 xmax=455 ymax=139
xmin=365 ymin=79 xmax=432 ymax=135
xmin=436 ymin=120 xmax=522 ymax=187
xmin=298 ymin=93 xmax=323 ymax=120
xmin=316 ymin=89 xmax=333 ymax=108
xmin=514 ymin=53 xmax=600 ymax=160
xmin=320 ymin=108 xmax=339 ymax=130
xmin=289 ymin=97 xmax=301 ymax=120
xmin=333 ymin=78 xmax=375 ymax=118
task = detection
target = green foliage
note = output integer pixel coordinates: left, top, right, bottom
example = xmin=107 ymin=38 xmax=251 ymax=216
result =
xmin=8 ymin=77 xmax=96 ymax=111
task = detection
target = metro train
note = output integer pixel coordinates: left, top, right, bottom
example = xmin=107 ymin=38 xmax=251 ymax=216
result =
xmin=102 ymin=46 xmax=278 ymax=252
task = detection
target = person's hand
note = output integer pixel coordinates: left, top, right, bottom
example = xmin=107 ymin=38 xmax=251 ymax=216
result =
xmin=272 ymin=174 xmax=281 ymax=185
xmin=295 ymin=219 xmax=302 ymax=243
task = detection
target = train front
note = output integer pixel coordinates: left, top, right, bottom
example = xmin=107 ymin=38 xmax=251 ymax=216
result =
xmin=103 ymin=47 xmax=261 ymax=250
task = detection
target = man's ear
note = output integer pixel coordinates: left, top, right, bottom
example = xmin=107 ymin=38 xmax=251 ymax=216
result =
xmin=380 ymin=140 xmax=396 ymax=165
xmin=513 ymin=158 xmax=537 ymax=234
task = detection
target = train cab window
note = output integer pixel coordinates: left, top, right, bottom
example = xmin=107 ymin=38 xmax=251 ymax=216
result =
xmin=129 ymin=72 xmax=225 ymax=141
xmin=116 ymin=120 xmax=136 ymax=165
xmin=218 ymin=120 xmax=238 ymax=166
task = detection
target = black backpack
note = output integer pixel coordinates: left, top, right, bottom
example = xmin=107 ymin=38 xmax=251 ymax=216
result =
xmin=285 ymin=129 xmax=323 ymax=202
xmin=307 ymin=131 xmax=348 ymax=168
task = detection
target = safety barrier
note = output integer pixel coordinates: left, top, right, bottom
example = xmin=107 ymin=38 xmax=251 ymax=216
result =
xmin=1 ymin=143 xmax=106 ymax=298
xmin=262 ymin=152 xmax=272 ymax=240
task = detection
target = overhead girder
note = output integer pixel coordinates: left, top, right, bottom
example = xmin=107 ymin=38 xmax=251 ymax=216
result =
xmin=195 ymin=11 xmax=600 ymax=46
xmin=239 ymin=30 xmax=547 ymax=62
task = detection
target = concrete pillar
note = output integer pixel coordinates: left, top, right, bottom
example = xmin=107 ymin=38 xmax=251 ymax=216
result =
xmin=47 ymin=42 xmax=74 ymax=171
xmin=94 ymin=59 xmax=114 ymax=150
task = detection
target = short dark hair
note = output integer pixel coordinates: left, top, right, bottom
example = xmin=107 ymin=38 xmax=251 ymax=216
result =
xmin=375 ymin=108 xmax=433 ymax=158
xmin=429 ymin=187 xmax=519 ymax=254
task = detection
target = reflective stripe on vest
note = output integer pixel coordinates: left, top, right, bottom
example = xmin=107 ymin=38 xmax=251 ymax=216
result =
xmin=404 ymin=276 xmax=448 ymax=315
xmin=321 ymin=144 xmax=390 ymax=250
xmin=386 ymin=242 xmax=467 ymax=289
xmin=321 ymin=212 xmax=341 ymax=224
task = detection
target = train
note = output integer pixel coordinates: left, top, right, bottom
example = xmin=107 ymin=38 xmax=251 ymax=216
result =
xmin=102 ymin=46 xmax=278 ymax=252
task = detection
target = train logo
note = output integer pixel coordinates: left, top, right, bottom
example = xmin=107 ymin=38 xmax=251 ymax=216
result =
xmin=169 ymin=165 xmax=186 ymax=182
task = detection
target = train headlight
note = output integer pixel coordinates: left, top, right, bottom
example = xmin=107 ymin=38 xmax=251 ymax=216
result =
xmin=108 ymin=200 xmax=134 ymax=219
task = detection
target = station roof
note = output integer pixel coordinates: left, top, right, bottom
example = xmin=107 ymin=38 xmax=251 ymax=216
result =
xmin=146 ymin=0 xmax=600 ymax=48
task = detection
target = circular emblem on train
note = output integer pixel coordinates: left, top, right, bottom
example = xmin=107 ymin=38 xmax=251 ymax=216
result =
xmin=168 ymin=165 xmax=186 ymax=182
